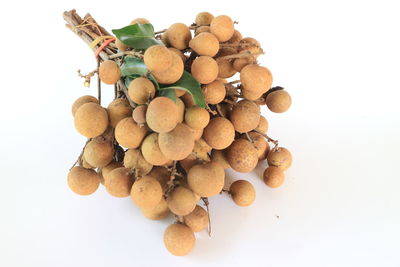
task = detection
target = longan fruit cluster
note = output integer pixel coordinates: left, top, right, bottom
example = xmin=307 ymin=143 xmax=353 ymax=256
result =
xmin=66 ymin=11 xmax=293 ymax=257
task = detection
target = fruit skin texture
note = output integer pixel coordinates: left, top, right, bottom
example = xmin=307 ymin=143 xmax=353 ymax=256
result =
xmin=266 ymin=90 xmax=292 ymax=113
xmin=146 ymin=97 xmax=179 ymax=133
xmin=202 ymin=80 xmax=226 ymax=104
xmin=226 ymin=29 xmax=242 ymax=44
xmin=211 ymin=149 xmax=231 ymax=169
xmin=245 ymin=132 xmax=270 ymax=160
xmin=107 ymin=98 xmax=132 ymax=128
xmin=123 ymin=149 xmax=153 ymax=176
xmin=226 ymin=139 xmax=258 ymax=173
xmin=101 ymin=161 xmax=123 ymax=185
xmin=188 ymin=162 xmax=225 ymax=197
xmin=184 ymin=107 xmax=210 ymax=129
xmin=167 ymin=186 xmax=197 ymax=216
xmin=255 ymin=115 xmax=268 ymax=133
xmin=230 ymin=100 xmax=260 ymax=133
xmin=203 ymin=117 xmax=235 ymax=150
xmin=189 ymin=32 xmax=219 ymax=57
xmin=191 ymin=56 xmax=219 ymax=84
xmin=83 ymin=140 xmax=114 ymax=168
xmin=68 ymin=166 xmax=101 ymax=195
xmin=233 ymin=57 xmax=255 ymax=72
xmin=141 ymin=133 xmax=170 ymax=166
xmin=168 ymin=48 xmax=187 ymax=63
xmin=144 ymin=45 xmax=172 ymax=73
xmin=128 ymin=77 xmax=156 ymax=105
xmin=105 ymin=167 xmax=134 ymax=197
xmin=99 ymin=60 xmax=121 ymax=85
xmin=164 ymin=223 xmax=195 ymax=256
xmin=141 ymin=198 xmax=170 ymax=220
xmin=267 ymin=147 xmax=292 ymax=170
xmin=74 ymin=103 xmax=109 ymax=138
xmin=152 ymin=52 xmax=184 ymax=84
xmin=131 ymin=176 xmax=163 ymax=209
xmin=195 ymin=12 xmax=214 ymax=26
xmin=158 ymin=123 xmax=195 ymax=160
xmin=210 ymin=15 xmax=234 ymax=42
xmin=240 ymin=64 xmax=273 ymax=94
xmin=130 ymin=18 xmax=150 ymax=25
xmin=229 ymin=180 xmax=256 ymax=207
xmin=195 ymin=26 xmax=210 ymax=36
xmin=132 ymin=105 xmax=147 ymax=125
xmin=216 ymin=58 xmax=236 ymax=79
xmin=115 ymin=117 xmax=147 ymax=149
xmin=263 ymin=166 xmax=285 ymax=188
xmin=175 ymin=98 xmax=185 ymax=123
xmin=166 ymin=23 xmax=192 ymax=50
xmin=183 ymin=205 xmax=209 ymax=232
xmin=238 ymin=37 xmax=262 ymax=55
xmin=71 ymin=95 xmax=99 ymax=116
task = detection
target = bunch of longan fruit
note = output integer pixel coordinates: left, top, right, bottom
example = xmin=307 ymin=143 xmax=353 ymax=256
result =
xmin=67 ymin=11 xmax=292 ymax=256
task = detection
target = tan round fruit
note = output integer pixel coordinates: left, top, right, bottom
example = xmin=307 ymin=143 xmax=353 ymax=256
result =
xmin=241 ymin=88 xmax=264 ymax=101
xmin=115 ymin=117 xmax=147 ymax=148
xmin=210 ymin=149 xmax=231 ymax=169
xmin=226 ymin=29 xmax=242 ymax=44
xmin=107 ymin=98 xmax=132 ymax=128
xmin=240 ymin=64 xmax=273 ymax=93
xmin=152 ymin=52 xmax=184 ymax=84
xmin=166 ymin=23 xmax=192 ymax=50
xmin=161 ymin=32 xmax=169 ymax=45
xmin=230 ymin=100 xmax=260 ymax=133
xmin=267 ymin=147 xmax=292 ymax=170
xmin=67 ymin=166 xmax=101 ymax=195
xmin=195 ymin=12 xmax=214 ymax=26
xmin=83 ymin=140 xmax=114 ymax=168
xmin=128 ymin=77 xmax=156 ymax=104
xmin=98 ymin=60 xmax=121 ymax=85
xmin=148 ymin=166 xmax=171 ymax=192
xmin=191 ymin=56 xmax=219 ymax=84
xmin=168 ymin=48 xmax=186 ymax=63
xmin=132 ymin=105 xmax=147 ymax=125
xmin=106 ymin=167 xmax=134 ymax=197
xmin=244 ymin=132 xmax=270 ymax=160
xmin=179 ymin=154 xmax=202 ymax=173
xmin=130 ymin=18 xmax=150 ymax=25
xmin=183 ymin=205 xmax=208 ymax=232
xmin=229 ymin=180 xmax=256 ymax=207
xmin=263 ymin=166 xmax=285 ymax=188
xmin=158 ymin=123 xmax=195 ymax=160
xmin=164 ymin=223 xmax=195 ymax=256
xmin=175 ymin=98 xmax=185 ymax=123
xmin=187 ymin=162 xmax=225 ymax=197
xmin=255 ymin=115 xmax=268 ymax=133
xmin=144 ymin=45 xmax=173 ymax=73
xmin=226 ymin=139 xmax=258 ymax=173
xmin=74 ymin=102 xmax=108 ymax=138
xmin=266 ymin=90 xmax=292 ymax=113
xmin=101 ymin=161 xmax=123 ymax=185
xmin=210 ymin=15 xmax=234 ymax=42
xmin=131 ymin=176 xmax=163 ymax=209
xmin=184 ymin=107 xmax=210 ymax=129
xmin=81 ymin=155 xmax=94 ymax=169
xmin=71 ymin=95 xmax=99 ymax=116
xmin=141 ymin=133 xmax=170 ymax=166
xmin=189 ymin=32 xmax=219 ymax=57
xmin=141 ymin=198 xmax=170 ymax=220
xmin=202 ymin=80 xmax=226 ymax=104
xmin=216 ymin=58 xmax=236 ymax=79
xmin=167 ymin=186 xmax=197 ymax=216
xmin=233 ymin=57 xmax=255 ymax=72
xmin=123 ymin=149 xmax=153 ymax=176
xmin=203 ymin=117 xmax=235 ymax=150
xmin=187 ymin=125 xmax=203 ymax=140
xmin=195 ymin=26 xmax=210 ymax=36
xmin=146 ymin=97 xmax=179 ymax=133
xmin=115 ymin=38 xmax=128 ymax=51
xmin=180 ymin=92 xmax=196 ymax=107
xmin=238 ymin=37 xmax=262 ymax=55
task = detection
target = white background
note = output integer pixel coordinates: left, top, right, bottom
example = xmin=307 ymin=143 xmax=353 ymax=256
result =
xmin=1 ymin=0 xmax=399 ymax=266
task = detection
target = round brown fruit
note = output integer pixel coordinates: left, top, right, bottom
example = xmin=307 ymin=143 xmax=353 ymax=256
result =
xmin=203 ymin=117 xmax=235 ymax=150
xmin=211 ymin=149 xmax=231 ymax=169
xmin=166 ymin=23 xmax=192 ymax=50
xmin=99 ymin=60 xmax=121 ymax=85
xmin=226 ymin=139 xmax=258 ymax=173
xmin=67 ymin=166 xmax=101 ymax=195
xmin=168 ymin=48 xmax=187 ymax=63
xmin=146 ymin=97 xmax=179 ymax=133
xmin=71 ymin=95 xmax=98 ymax=116
xmin=216 ymin=58 xmax=236 ymax=79
xmin=184 ymin=107 xmax=210 ymax=129
xmin=229 ymin=180 xmax=256 ymax=207
xmin=164 ymin=223 xmax=195 ymax=256
xmin=158 ymin=123 xmax=195 ymax=160
xmin=130 ymin=18 xmax=150 ymax=25
xmin=105 ymin=167 xmax=134 ymax=197
xmin=81 ymin=155 xmax=94 ymax=169
xmin=240 ymin=64 xmax=273 ymax=94
xmin=210 ymin=15 xmax=234 ymax=42
xmin=195 ymin=12 xmax=214 ymax=26
xmin=187 ymin=162 xmax=225 ymax=197
xmin=186 ymin=125 xmax=203 ymax=140
xmin=131 ymin=176 xmax=163 ymax=209
xmin=167 ymin=186 xmax=197 ymax=216
xmin=233 ymin=57 xmax=255 ymax=72
xmin=141 ymin=133 xmax=170 ymax=166
xmin=141 ymin=198 xmax=170 ymax=220
xmin=144 ymin=45 xmax=173 ymax=73
xmin=123 ymin=149 xmax=153 ymax=176
xmin=83 ymin=140 xmax=114 ymax=168
xmin=230 ymin=100 xmax=260 ymax=133
xmin=132 ymin=105 xmax=147 ymax=125
xmin=107 ymin=98 xmax=132 ymax=128
xmin=241 ymin=88 xmax=264 ymax=101
xmin=191 ymin=56 xmax=219 ymax=84
xmin=175 ymin=97 xmax=185 ymax=123
xmin=195 ymin=26 xmax=210 ymax=36
xmin=183 ymin=205 xmax=208 ymax=232
xmin=180 ymin=92 xmax=196 ymax=107
xmin=266 ymin=90 xmax=292 ymax=113
xmin=74 ymin=102 xmax=108 ymax=138
xmin=128 ymin=77 xmax=156 ymax=104
xmin=101 ymin=161 xmax=123 ymax=185
xmin=243 ymin=132 xmax=270 ymax=160
xmin=226 ymin=29 xmax=242 ymax=44
xmin=115 ymin=117 xmax=147 ymax=149
xmin=148 ymin=166 xmax=171 ymax=192
xmin=267 ymin=147 xmax=292 ymax=170
xmin=189 ymin=32 xmax=219 ymax=57
xmin=202 ymin=80 xmax=226 ymax=104
xmin=263 ymin=166 xmax=285 ymax=188
xmin=255 ymin=115 xmax=268 ymax=133
xmin=152 ymin=52 xmax=184 ymax=84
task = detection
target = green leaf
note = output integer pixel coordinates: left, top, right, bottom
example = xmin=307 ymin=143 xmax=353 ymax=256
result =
xmin=112 ymin=24 xmax=162 ymax=50
xmin=158 ymin=88 xmax=177 ymax=102
xmin=120 ymin=57 xmax=159 ymax=90
xmin=159 ymin=71 xmax=206 ymax=108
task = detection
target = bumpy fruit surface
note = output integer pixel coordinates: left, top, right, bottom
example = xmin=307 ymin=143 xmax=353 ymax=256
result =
xmin=164 ymin=223 xmax=195 ymax=256
xmin=229 ymin=180 xmax=256 ymax=206
xmin=187 ymin=162 xmax=225 ymax=197
xmin=115 ymin=117 xmax=147 ymax=149
xmin=68 ymin=166 xmax=101 ymax=195
xmin=263 ymin=166 xmax=285 ymax=188
xmin=146 ymin=97 xmax=179 ymax=133
xmin=210 ymin=15 xmax=234 ymax=42
xmin=143 ymin=45 xmax=172 ymax=73
xmin=99 ymin=60 xmax=121 ymax=85
xmin=131 ymin=176 xmax=163 ymax=209
xmin=74 ymin=103 xmax=108 ymax=138
xmin=226 ymin=139 xmax=258 ymax=173
xmin=203 ymin=117 xmax=235 ymax=149
xmin=266 ymin=90 xmax=292 ymax=113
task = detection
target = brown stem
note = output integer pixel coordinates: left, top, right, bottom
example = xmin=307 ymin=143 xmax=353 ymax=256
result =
xmin=97 ymin=59 xmax=101 ymax=105
xmin=117 ymin=80 xmax=136 ymax=108
xmin=201 ymin=197 xmax=212 ymax=237
xmin=254 ymin=130 xmax=279 ymax=148
xmin=108 ymin=51 xmax=144 ymax=59
xmin=245 ymin=132 xmax=254 ymax=143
